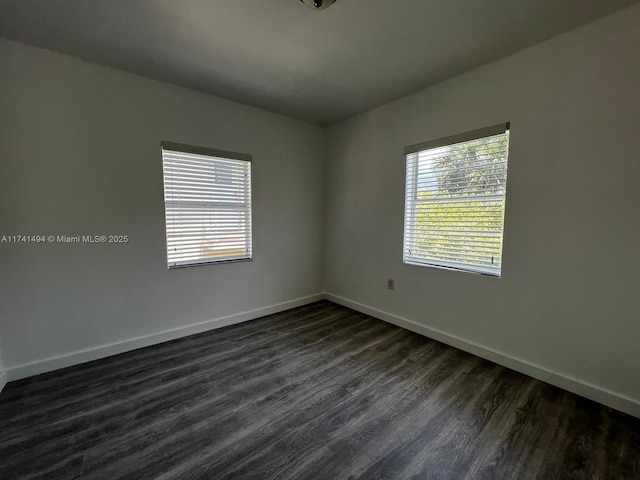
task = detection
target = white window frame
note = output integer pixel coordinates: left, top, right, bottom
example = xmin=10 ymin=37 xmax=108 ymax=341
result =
xmin=161 ymin=142 xmax=253 ymax=269
xmin=402 ymin=123 xmax=510 ymax=277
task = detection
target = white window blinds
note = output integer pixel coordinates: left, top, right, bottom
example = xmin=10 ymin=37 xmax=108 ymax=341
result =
xmin=161 ymin=143 xmax=252 ymax=268
xmin=403 ymin=124 xmax=510 ymax=277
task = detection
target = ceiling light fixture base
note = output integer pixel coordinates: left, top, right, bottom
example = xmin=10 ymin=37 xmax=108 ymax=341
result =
xmin=299 ymin=0 xmax=337 ymax=11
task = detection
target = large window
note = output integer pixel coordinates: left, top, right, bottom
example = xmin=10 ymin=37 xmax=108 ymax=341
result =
xmin=161 ymin=142 xmax=252 ymax=268
xmin=403 ymin=123 xmax=510 ymax=277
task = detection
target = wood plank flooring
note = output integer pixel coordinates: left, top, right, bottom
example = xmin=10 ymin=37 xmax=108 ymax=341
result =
xmin=1 ymin=300 xmax=639 ymax=479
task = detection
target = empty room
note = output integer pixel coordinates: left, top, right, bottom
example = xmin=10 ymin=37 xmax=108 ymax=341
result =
xmin=1 ymin=1 xmax=639 ymax=479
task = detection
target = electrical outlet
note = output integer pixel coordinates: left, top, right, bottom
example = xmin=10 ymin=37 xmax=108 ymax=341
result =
xmin=387 ymin=279 xmax=395 ymax=290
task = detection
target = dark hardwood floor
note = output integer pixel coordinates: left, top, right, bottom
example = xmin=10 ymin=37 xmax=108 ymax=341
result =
xmin=1 ymin=301 xmax=639 ymax=479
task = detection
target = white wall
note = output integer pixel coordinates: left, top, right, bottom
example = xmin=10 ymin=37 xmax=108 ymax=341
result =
xmin=0 ymin=39 xmax=325 ymax=378
xmin=0 ymin=344 xmax=6 ymax=393
xmin=324 ymin=6 xmax=640 ymax=416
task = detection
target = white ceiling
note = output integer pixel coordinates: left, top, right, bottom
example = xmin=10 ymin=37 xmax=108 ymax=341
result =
xmin=1 ymin=0 xmax=637 ymax=125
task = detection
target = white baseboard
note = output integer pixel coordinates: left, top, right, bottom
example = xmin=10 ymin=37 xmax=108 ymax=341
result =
xmin=5 ymin=291 xmax=639 ymax=419
xmin=5 ymin=293 xmax=325 ymax=382
xmin=324 ymin=292 xmax=640 ymax=419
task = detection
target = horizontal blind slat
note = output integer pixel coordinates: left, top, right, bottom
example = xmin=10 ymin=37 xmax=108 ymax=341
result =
xmin=162 ymin=146 xmax=252 ymax=268
xmin=403 ymin=128 xmax=509 ymax=277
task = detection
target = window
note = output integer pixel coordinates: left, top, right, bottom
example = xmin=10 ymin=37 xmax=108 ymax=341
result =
xmin=403 ymin=123 xmax=510 ymax=277
xmin=161 ymin=142 xmax=252 ymax=268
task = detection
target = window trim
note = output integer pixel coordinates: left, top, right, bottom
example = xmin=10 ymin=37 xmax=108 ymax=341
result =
xmin=161 ymin=141 xmax=252 ymax=163
xmin=402 ymin=123 xmax=510 ymax=278
xmin=161 ymin=141 xmax=253 ymax=270
xmin=404 ymin=122 xmax=509 ymax=156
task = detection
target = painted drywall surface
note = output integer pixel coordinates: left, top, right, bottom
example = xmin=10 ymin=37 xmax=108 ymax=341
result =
xmin=0 ymin=39 xmax=325 ymax=370
xmin=0 ymin=344 xmax=6 ymax=393
xmin=324 ymin=6 xmax=640 ymax=404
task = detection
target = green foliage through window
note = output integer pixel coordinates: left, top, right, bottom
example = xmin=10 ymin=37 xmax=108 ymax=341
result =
xmin=403 ymin=126 xmax=510 ymax=276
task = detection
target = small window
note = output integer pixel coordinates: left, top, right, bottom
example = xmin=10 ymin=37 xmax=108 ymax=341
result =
xmin=403 ymin=123 xmax=510 ymax=277
xmin=161 ymin=142 xmax=252 ymax=268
